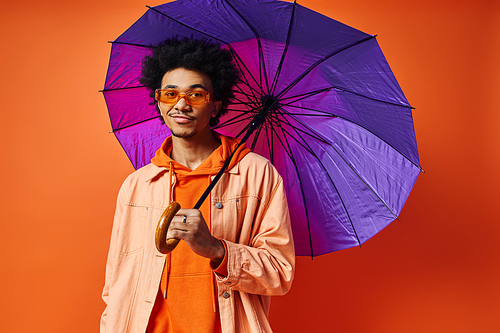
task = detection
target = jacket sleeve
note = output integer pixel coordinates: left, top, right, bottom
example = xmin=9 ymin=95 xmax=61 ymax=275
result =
xmin=100 ymin=190 xmax=125 ymax=332
xmin=215 ymin=174 xmax=295 ymax=296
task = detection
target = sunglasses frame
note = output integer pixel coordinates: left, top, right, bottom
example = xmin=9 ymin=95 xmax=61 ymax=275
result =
xmin=155 ymin=89 xmax=213 ymax=105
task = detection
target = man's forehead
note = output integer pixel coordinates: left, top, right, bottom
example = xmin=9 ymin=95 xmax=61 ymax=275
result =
xmin=161 ymin=68 xmax=213 ymax=91
xmin=163 ymin=83 xmax=208 ymax=90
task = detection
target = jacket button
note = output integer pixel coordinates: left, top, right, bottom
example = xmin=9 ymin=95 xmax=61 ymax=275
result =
xmin=215 ymin=202 xmax=223 ymax=209
xmin=222 ymin=292 xmax=230 ymax=299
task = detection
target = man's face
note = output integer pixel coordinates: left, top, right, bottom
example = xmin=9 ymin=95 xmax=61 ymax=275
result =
xmin=159 ymin=68 xmax=221 ymax=139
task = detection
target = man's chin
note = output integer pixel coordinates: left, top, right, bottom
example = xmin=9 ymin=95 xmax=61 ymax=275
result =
xmin=171 ymin=129 xmax=197 ymax=139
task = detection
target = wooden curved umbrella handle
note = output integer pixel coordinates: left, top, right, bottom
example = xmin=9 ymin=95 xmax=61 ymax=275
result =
xmin=155 ymin=201 xmax=181 ymax=254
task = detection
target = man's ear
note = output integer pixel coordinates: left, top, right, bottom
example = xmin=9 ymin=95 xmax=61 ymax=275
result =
xmin=213 ymin=101 xmax=222 ymax=117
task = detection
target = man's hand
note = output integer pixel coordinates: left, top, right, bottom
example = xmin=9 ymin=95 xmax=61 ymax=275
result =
xmin=166 ymin=208 xmax=225 ymax=265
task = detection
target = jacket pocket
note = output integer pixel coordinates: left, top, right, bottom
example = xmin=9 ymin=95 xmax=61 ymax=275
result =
xmin=214 ymin=194 xmax=260 ymax=245
xmin=115 ymin=204 xmax=149 ymax=255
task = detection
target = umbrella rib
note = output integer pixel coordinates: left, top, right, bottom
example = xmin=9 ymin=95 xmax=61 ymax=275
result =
xmin=276 ymin=35 xmax=376 ymax=100
xmin=275 ymin=113 xmax=363 ymax=246
xmin=279 ymin=87 xmax=332 ymax=102
xmin=273 ymin=110 xmax=323 ymax=153
xmin=283 ymin=110 xmax=401 ymax=221
xmin=272 ymin=109 xmax=327 ymax=153
xmin=280 ymin=105 xmax=338 ymax=117
xmin=230 ymin=94 xmax=258 ymax=110
xmin=225 ymin=107 xmax=256 ymax=114
xmin=145 ymin=5 xmax=263 ymax=95
xmin=273 ymin=108 xmax=400 ymax=225
xmin=217 ymin=113 xmax=253 ymax=127
xmin=113 ymin=132 xmax=140 ymax=170
xmin=275 ymin=85 xmax=420 ymax=171
xmin=232 ymin=57 xmax=266 ymax=101
xmin=275 ymin=110 xmax=326 ymax=149
xmin=276 ymin=112 xmax=332 ymax=117
xmin=216 ymin=112 xmax=255 ymax=131
xmin=269 ymin=114 xmax=315 ymax=257
xmin=227 ymin=102 xmax=259 ymax=107
xmin=251 ymin=120 xmax=265 ymax=151
xmin=222 ymin=0 xmax=270 ymax=94
xmin=270 ymin=0 xmax=297 ymax=96
xmin=233 ymin=86 xmax=258 ymax=101
xmin=146 ymin=5 xmax=230 ymax=45
xmin=233 ymin=85 xmax=262 ymax=108
xmin=281 ymin=85 xmax=414 ymax=110
xmin=216 ymin=103 xmax=261 ymax=129
xmin=283 ymin=104 xmax=422 ymax=170
xmin=108 ymin=41 xmax=154 ymax=49
xmin=267 ymin=115 xmax=295 ymax=161
xmin=233 ymin=87 xmax=260 ymax=102
xmin=270 ymin=118 xmax=275 ymax=164
xmin=265 ymin=116 xmax=275 ymax=164
xmin=101 ymin=85 xmax=145 ymax=92
xmin=216 ymin=108 xmax=263 ymax=138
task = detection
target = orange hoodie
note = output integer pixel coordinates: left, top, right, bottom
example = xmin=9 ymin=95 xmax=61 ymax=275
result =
xmin=146 ymin=132 xmax=251 ymax=333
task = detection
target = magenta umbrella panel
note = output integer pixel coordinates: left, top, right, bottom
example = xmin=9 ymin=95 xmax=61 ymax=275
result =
xmin=102 ymin=0 xmax=422 ymax=257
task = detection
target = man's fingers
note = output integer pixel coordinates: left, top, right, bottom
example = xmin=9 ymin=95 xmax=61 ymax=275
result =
xmin=172 ymin=215 xmax=189 ymax=224
xmin=169 ymin=220 xmax=191 ymax=231
xmin=173 ymin=213 xmax=203 ymax=226
xmin=167 ymin=226 xmax=197 ymax=242
xmin=166 ymin=224 xmax=188 ymax=240
xmin=176 ymin=209 xmax=202 ymax=219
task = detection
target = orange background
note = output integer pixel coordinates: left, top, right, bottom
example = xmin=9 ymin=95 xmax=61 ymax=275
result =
xmin=1 ymin=0 xmax=499 ymax=332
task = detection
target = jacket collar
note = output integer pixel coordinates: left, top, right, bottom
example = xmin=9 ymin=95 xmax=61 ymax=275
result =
xmin=144 ymin=164 xmax=168 ymax=182
xmin=144 ymin=160 xmax=241 ymax=183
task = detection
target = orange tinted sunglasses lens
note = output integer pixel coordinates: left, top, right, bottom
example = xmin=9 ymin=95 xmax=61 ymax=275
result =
xmin=155 ymin=89 xmax=212 ymax=105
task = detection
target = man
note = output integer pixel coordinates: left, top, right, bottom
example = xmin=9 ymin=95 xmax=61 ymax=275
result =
xmin=101 ymin=38 xmax=295 ymax=333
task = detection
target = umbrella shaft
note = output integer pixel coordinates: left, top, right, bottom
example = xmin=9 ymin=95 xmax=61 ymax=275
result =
xmin=194 ymin=112 xmax=265 ymax=209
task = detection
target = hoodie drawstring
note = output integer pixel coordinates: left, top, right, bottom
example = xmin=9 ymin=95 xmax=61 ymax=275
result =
xmin=168 ymin=161 xmax=174 ymax=204
xmin=207 ymin=174 xmax=217 ymax=312
xmin=163 ymin=161 xmax=175 ymax=299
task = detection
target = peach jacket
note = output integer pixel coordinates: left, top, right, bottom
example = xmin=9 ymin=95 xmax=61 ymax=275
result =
xmin=101 ymin=152 xmax=295 ymax=333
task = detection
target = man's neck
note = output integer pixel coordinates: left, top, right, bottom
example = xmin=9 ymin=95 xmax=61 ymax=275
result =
xmin=170 ymin=129 xmax=221 ymax=170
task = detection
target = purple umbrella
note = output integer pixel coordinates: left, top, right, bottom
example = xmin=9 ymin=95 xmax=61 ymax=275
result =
xmin=102 ymin=0 xmax=422 ymax=256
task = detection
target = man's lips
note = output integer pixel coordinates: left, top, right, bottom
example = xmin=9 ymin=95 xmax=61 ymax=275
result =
xmin=169 ymin=113 xmax=195 ymax=124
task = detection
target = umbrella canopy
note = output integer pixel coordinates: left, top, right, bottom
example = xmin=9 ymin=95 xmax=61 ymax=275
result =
xmin=102 ymin=0 xmax=422 ymax=256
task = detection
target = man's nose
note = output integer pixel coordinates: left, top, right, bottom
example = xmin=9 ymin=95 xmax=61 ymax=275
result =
xmin=174 ymin=97 xmax=191 ymax=110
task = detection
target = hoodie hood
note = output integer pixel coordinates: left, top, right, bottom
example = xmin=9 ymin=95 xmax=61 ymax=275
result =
xmin=151 ymin=131 xmax=251 ymax=177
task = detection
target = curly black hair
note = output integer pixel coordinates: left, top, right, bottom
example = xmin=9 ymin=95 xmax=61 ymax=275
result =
xmin=139 ymin=37 xmax=240 ymax=127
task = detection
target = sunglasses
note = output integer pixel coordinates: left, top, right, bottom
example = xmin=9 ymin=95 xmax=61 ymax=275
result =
xmin=155 ymin=89 xmax=214 ymax=105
